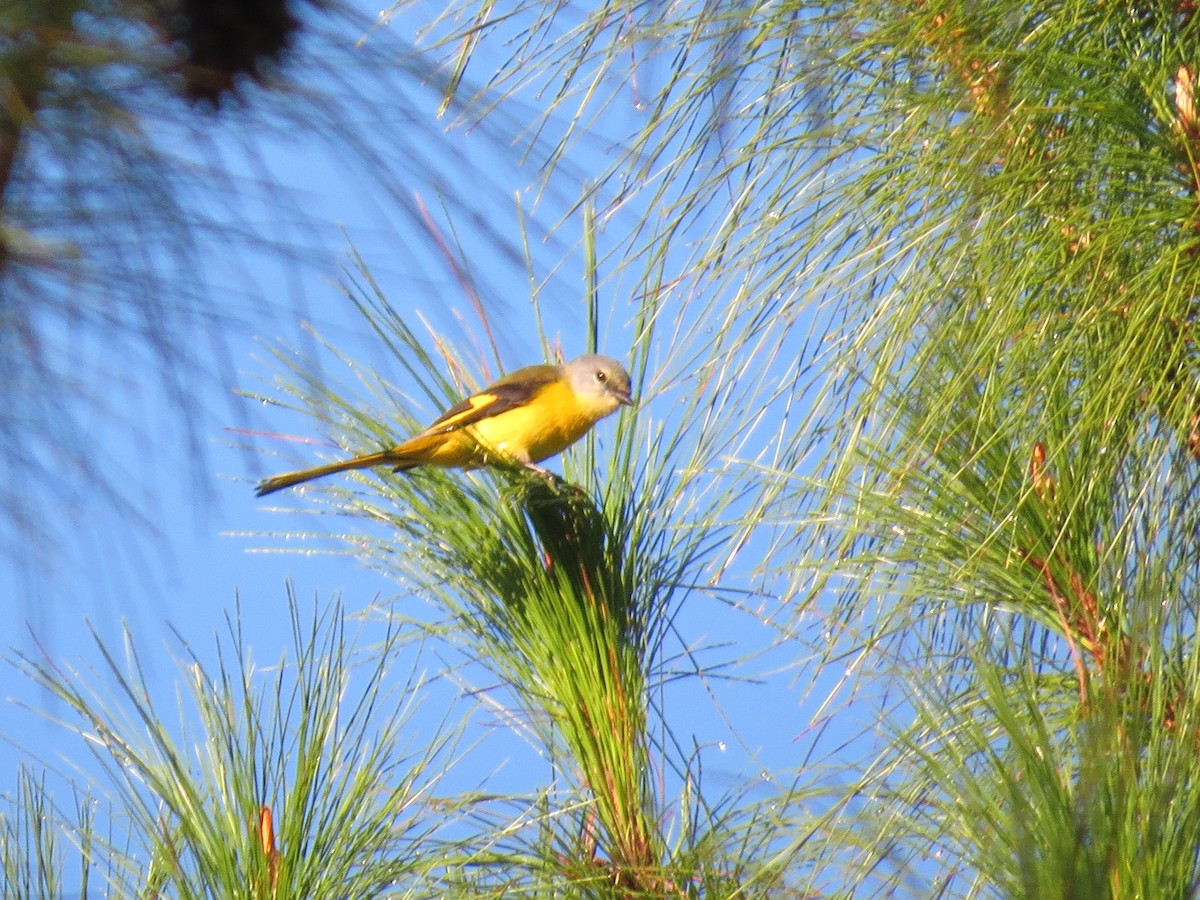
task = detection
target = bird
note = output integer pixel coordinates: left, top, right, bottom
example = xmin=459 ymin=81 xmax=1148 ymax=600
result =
xmin=255 ymin=354 xmax=633 ymax=496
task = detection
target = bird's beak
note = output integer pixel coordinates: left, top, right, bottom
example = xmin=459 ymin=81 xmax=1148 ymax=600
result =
xmin=615 ymin=387 xmax=634 ymax=406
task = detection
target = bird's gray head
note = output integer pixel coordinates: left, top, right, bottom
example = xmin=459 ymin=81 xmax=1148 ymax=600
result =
xmin=565 ymin=354 xmax=634 ymax=418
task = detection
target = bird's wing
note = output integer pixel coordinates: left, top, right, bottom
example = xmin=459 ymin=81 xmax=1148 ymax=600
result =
xmin=417 ymin=364 xmax=559 ymax=437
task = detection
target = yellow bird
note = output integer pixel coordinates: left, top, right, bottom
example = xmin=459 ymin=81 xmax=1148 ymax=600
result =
xmin=256 ymin=354 xmax=633 ymax=496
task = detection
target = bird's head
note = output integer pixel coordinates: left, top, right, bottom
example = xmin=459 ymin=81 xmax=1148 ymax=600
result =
xmin=565 ymin=354 xmax=634 ymax=419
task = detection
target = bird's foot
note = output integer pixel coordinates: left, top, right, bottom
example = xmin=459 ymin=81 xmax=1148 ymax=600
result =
xmin=522 ymin=462 xmax=559 ymax=481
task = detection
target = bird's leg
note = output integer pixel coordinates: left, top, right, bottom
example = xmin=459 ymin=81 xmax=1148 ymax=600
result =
xmin=519 ymin=462 xmax=579 ymax=499
xmin=519 ymin=463 xmax=593 ymax=507
xmin=522 ymin=461 xmax=561 ymax=482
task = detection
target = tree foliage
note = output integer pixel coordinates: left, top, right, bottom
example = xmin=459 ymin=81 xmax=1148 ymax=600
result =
xmin=406 ymin=0 xmax=1200 ymax=892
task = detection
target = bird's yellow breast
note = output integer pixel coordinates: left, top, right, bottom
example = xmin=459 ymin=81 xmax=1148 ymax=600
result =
xmin=469 ymin=378 xmax=601 ymax=463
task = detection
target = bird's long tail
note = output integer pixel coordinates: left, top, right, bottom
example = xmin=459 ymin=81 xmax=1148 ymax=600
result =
xmin=256 ymin=449 xmax=411 ymax=497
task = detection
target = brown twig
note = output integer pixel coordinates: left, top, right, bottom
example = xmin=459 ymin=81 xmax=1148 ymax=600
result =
xmin=255 ymin=804 xmax=280 ymax=894
xmin=1172 ymin=65 xmax=1200 ymax=206
xmin=1023 ymin=444 xmax=1171 ymax=730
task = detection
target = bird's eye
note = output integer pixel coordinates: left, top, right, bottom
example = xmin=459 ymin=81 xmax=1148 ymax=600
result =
xmin=596 ymin=370 xmax=607 ymax=383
